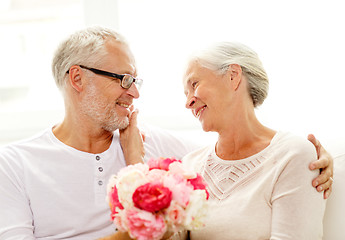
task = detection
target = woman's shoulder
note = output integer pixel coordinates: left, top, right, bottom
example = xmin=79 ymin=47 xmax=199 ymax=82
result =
xmin=275 ymin=132 xmax=315 ymax=152
xmin=182 ymin=144 xmax=214 ymax=169
xmin=272 ymin=131 xmax=317 ymax=164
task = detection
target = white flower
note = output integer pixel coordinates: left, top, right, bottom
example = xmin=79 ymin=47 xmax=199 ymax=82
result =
xmin=183 ymin=190 xmax=209 ymax=230
xmin=116 ymin=168 xmax=149 ymax=208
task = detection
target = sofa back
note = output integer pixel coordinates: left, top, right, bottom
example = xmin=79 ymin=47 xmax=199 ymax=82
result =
xmin=323 ymin=153 xmax=345 ymax=240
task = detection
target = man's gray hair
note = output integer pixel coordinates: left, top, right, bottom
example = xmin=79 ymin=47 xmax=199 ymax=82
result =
xmin=190 ymin=42 xmax=269 ymax=107
xmin=52 ymin=26 xmax=128 ymax=92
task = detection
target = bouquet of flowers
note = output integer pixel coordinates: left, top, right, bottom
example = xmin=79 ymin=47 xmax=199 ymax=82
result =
xmin=106 ymin=157 xmax=209 ymax=240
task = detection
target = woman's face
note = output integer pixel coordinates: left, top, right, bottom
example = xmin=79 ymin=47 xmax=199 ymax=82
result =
xmin=183 ymin=61 xmax=234 ymax=132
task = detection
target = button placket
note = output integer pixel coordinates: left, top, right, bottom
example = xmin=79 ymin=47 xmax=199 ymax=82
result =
xmin=95 ymin=155 xmax=104 ymax=187
xmin=93 ymin=154 xmax=108 ymax=205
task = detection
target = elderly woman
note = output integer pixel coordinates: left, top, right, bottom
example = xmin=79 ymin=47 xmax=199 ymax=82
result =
xmin=101 ymin=42 xmax=332 ymax=240
xmin=180 ymin=42 xmax=326 ymax=239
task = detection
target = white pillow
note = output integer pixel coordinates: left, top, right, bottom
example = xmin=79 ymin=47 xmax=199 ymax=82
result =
xmin=323 ymin=153 xmax=345 ymax=240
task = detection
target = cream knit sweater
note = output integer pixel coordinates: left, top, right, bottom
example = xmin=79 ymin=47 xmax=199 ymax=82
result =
xmin=182 ymin=131 xmax=325 ymax=240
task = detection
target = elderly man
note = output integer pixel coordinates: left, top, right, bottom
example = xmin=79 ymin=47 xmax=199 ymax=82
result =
xmin=0 ymin=26 xmax=333 ymax=239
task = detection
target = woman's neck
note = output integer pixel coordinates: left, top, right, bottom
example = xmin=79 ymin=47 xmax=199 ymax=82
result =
xmin=215 ymin=112 xmax=276 ymax=160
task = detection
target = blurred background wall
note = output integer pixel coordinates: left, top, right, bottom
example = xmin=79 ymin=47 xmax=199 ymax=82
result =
xmin=0 ymin=0 xmax=344 ymax=156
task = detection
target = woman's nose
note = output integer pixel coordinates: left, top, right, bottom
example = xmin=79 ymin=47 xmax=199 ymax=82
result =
xmin=185 ymin=95 xmax=196 ymax=109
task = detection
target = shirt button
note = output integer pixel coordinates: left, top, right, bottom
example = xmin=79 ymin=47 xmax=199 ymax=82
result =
xmin=98 ymin=167 xmax=103 ymax=172
xmin=96 ymin=156 xmax=100 ymax=161
xmin=98 ymin=180 xmax=103 ymax=186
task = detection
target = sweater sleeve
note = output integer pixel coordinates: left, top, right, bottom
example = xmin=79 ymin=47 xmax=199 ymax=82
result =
xmin=0 ymin=147 xmax=36 ymax=240
xmin=270 ymin=138 xmax=325 ymax=240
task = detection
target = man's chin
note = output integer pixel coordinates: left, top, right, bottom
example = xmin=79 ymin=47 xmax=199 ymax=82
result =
xmin=118 ymin=122 xmax=129 ymax=131
xmin=115 ymin=118 xmax=130 ymax=131
xmin=103 ymin=118 xmax=129 ymax=132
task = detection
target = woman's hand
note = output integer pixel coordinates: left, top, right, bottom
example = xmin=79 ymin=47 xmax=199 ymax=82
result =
xmin=308 ymin=134 xmax=334 ymax=199
xmin=119 ymin=108 xmax=145 ymax=165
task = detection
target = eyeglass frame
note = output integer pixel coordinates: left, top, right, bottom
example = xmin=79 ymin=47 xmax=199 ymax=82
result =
xmin=66 ymin=65 xmax=143 ymax=90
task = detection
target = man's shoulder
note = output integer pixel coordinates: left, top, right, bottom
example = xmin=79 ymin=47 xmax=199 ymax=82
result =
xmin=0 ymin=128 xmax=51 ymax=158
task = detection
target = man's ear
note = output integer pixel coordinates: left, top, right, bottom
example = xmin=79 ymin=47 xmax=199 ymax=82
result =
xmin=67 ymin=65 xmax=84 ymax=92
xmin=228 ymin=64 xmax=242 ymax=91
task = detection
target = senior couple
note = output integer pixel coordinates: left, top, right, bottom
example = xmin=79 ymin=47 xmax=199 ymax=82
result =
xmin=0 ymin=26 xmax=332 ymax=239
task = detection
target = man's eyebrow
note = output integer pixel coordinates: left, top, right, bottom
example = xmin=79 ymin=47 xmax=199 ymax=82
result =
xmin=118 ymin=69 xmax=136 ymax=76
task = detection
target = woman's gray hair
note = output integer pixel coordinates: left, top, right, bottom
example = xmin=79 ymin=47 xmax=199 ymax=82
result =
xmin=52 ymin=26 xmax=128 ymax=92
xmin=191 ymin=42 xmax=269 ymax=107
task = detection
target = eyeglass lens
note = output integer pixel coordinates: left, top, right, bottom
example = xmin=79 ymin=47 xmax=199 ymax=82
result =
xmin=122 ymin=75 xmax=134 ymax=89
xmin=122 ymin=75 xmax=142 ymax=89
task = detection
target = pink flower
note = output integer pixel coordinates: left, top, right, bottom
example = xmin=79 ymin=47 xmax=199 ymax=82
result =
xmin=106 ymin=157 xmax=209 ymax=237
xmin=108 ymin=185 xmax=124 ymax=219
xmin=126 ymin=209 xmax=167 ymax=240
xmin=169 ymin=161 xmax=197 ymax=179
xmin=163 ymin=174 xmax=193 ymax=207
xmin=147 ymin=158 xmax=160 ymax=170
xmin=148 ymin=157 xmax=182 ymax=171
xmin=133 ymin=183 xmax=172 ymax=212
xmin=188 ymin=173 xmax=209 ymax=199
xmin=165 ymin=200 xmax=186 ymax=231
xmin=113 ymin=209 xmax=128 ymax=232
xmin=146 ymin=168 xmax=167 ymax=183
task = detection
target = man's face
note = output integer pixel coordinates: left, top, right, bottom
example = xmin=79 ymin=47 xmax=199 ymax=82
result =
xmin=80 ymin=40 xmax=140 ymax=132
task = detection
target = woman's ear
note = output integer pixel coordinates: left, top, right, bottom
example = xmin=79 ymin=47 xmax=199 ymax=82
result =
xmin=67 ymin=65 xmax=84 ymax=92
xmin=228 ymin=64 xmax=242 ymax=90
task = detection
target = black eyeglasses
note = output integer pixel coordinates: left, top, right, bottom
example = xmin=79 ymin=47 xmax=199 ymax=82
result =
xmin=67 ymin=65 xmax=143 ymax=90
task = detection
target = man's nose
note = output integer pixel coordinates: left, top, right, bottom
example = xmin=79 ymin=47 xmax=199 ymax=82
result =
xmin=126 ymin=83 xmax=140 ymax=99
